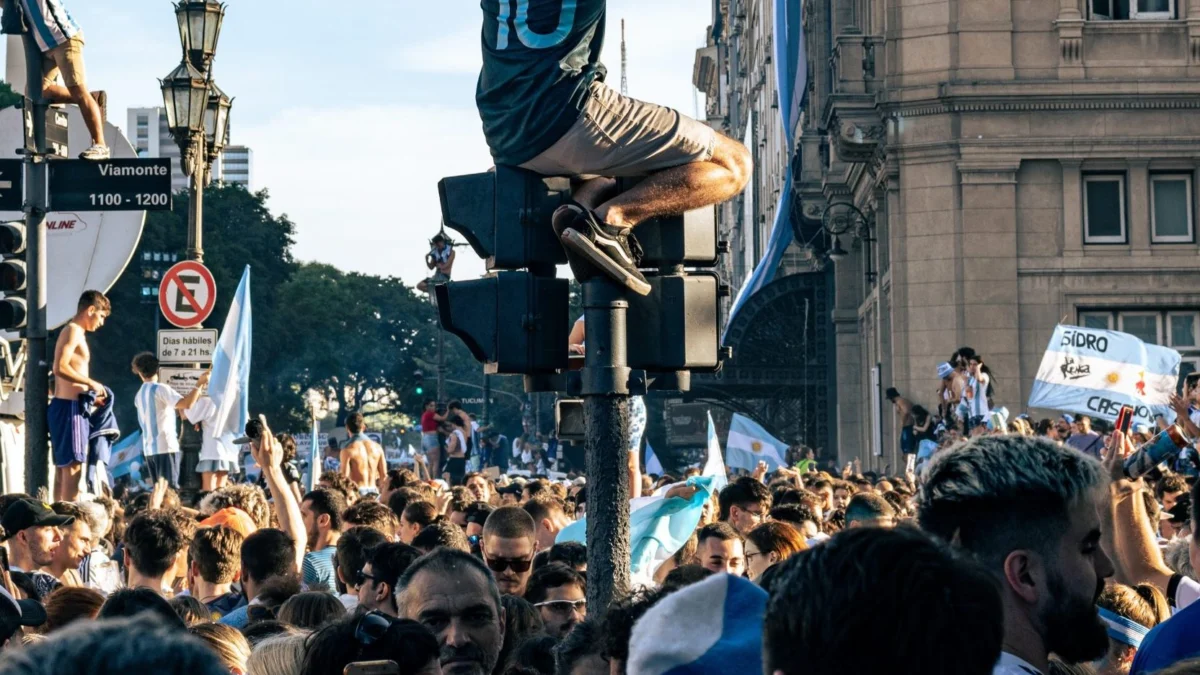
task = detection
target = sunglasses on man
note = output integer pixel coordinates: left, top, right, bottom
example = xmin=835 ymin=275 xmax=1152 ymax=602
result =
xmin=482 ymin=550 xmax=535 ymax=574
xmin=533 ymin=598 xmax=587 ymax=615
xmin=355 ymin=569 xmax=381 ymax=587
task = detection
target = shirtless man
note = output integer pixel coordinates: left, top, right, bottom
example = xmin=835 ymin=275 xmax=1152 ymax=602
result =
xmin=50 ymin=290 xmax=110 ymax=501
xmin=886 ymin=387 xmax=917 ymax=472
xmin=339 ymin=412 xmax=385 ymax=498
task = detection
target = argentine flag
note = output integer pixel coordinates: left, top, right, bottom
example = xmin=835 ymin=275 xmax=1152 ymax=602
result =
xmin=726 ymin=414 xmax=788 ymax=473
xmin=645 ymin=441 xmax=664 ymax=476
xmin=1028 ymin=324 xmax=1181 ymax=427
xmin=557 ymin=412 xmax=728 ymax=585
xmin=109 ymin=431 xmax=144 ymax=480
xmin=209 ymin=266 xmax=252 ymax=440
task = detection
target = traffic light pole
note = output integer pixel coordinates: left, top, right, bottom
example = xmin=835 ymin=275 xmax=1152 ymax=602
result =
xmin=581 ymin=278 xmax=632 ymax=610
xmin=22 ymin=35 xmax=50 ymax=495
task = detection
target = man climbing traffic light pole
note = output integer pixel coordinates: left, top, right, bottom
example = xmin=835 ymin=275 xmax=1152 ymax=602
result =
xmin=475 ymin=0 xmax=751 ymax=296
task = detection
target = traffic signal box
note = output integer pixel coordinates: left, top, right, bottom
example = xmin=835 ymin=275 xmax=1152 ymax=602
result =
xmin=0 ymin=222 xmax=27 ymax=331
xmin=436 ymin=166 xmax=729 ymax=396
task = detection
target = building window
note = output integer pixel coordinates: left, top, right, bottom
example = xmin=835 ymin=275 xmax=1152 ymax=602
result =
xmin=1151 ymin=174 xmax=1193 ymax=243
xmin=1083 ymin=174 xmax=1126 ymax=243
xmin=1168 ymin=312 xmax=1199 ymax=349
xmin=1090 ymin=0 xmax=1175 ymax=19
xmin=1119 ymin=312 xmax=1162 ymax=344
xmin=1080 ymin=312 xmax=1114 ymax=330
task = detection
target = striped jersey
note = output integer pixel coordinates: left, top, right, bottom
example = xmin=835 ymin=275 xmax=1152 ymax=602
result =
xmin=16 ymin=0 xmax=80 ymax=52
xmin=960 ymin=375 xmax=991 ymax=420
xmin=135 ymin=382 xmax=183 ymax=457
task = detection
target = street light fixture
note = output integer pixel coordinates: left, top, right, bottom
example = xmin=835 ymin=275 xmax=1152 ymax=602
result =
xmin=175 ymin=0 xmax=226 ymax=73
xmin=819 ymin=202 xmax=874 ymax=279
xmin=827 ymin=236 xmax=849 ymax=262
xmin=159 ymin=60 xmax=208 ymax=143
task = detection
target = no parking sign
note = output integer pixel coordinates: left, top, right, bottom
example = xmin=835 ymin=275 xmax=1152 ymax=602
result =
xmin=158 ymin=260 xmax=217 ymax=328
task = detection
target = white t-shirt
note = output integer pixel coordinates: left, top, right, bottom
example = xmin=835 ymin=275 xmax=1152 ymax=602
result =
xmin=183 ymin=396 xmax=240 ymax=463
xmin=135 ymin=382 xmax=183 ymax=456
xmin=1175 ymin=574 xmax=1200 ymax=610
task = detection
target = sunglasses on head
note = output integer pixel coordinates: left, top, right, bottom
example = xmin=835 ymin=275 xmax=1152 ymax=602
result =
xmin=533 ymin=598 xmax=586 ymax=614
xmin=482 ymin=552 xmax=534 ymax=574
xmin=354 ymin=610 xmax=394 ymax=647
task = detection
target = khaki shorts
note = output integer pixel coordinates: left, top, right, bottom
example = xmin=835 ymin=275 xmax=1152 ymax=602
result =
xmin=43 ymin=33 xmax=86 ymax=90
xmin=520 ymin=80 xmax=716 ymax=178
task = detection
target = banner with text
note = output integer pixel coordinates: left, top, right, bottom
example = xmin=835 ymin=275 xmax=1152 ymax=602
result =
xmin=1028 ymin=325 xmax=1181 ymax=426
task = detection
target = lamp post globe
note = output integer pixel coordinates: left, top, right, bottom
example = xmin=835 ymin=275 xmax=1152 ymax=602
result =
xmin=174 ymin=0 xmax=226 ymax=73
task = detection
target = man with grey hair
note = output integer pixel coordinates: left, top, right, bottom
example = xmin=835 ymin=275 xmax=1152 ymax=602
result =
xmin=917 ymin=435 xmax=1113 ymax=675
xmin=395 ymin=548 xmax=506 ymax=675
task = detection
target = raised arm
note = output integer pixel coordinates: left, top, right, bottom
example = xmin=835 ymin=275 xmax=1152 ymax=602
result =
xmin=252 ymin=416 xmax=306 ymax=574
xmin=1104 ymin=433 xmax=1174 ymax=593
xmin=175 ymin=371 xmax=211 ymax=411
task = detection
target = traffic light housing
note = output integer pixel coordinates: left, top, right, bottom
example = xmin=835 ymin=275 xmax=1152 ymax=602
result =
xmin=413 ymin=370 xmax=425 ymax=396
xmin=0 ymin=222 xmax=27 ymax=330
xmin=436 ymin=272 xmax=568 ymax=375
xmin=438 ymin=167 xmax=571 ymax=275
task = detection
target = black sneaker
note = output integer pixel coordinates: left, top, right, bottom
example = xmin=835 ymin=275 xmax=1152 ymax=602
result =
xmin=556 ymin=205 xmax=651 ymax=296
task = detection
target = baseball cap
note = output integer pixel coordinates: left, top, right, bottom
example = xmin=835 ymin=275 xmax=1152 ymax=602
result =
xmin=199 ymin=507 xmax=257 ymax=538
xmin=937 ymin=362 xmax=954 ymax=379
xmin=1 ymin=499 xmax=73 ymax=541
xmin=1060 ymin=414 xmax=1076 ymax=425
xmin=0 ymin=585 xmax=46 ymax=642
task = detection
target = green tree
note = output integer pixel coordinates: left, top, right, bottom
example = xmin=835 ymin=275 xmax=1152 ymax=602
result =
xmin=0 ymin=81 xmax=21 ymax=110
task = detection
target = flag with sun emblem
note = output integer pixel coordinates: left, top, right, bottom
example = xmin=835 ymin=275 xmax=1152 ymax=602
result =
xmin=1029 ymin=324 xmax=1181 ymax=427
xmin=726 ymin=414 xmax=788 ymax=472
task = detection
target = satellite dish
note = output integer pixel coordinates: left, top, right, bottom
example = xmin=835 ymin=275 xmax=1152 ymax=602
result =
xmin=0 ymin=106 xmax=147 ymax=341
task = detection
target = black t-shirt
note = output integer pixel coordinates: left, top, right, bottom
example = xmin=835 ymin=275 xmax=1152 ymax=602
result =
xmin=476 ymin=0 xmax=608 ymax=165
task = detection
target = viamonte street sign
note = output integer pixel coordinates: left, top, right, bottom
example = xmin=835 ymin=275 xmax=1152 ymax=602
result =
xmin=47 ymin=158 xmax=172 ymax=211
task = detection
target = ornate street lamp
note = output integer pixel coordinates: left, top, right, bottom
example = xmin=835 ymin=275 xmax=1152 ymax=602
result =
xmin=175 ymin=0 xmax=226 ymax=74
xmin=159 ymin=59 xmax=209 ymax=175
xmin=203 ymin=81 xmax=233 ymax=173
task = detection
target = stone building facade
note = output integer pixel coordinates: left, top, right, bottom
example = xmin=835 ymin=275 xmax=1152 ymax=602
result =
xmin=702 ymin=0 xmax=1200 ymax=471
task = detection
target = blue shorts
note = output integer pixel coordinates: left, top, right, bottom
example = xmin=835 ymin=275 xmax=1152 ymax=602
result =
xmin=49 ymin=398 xmax=88 ymax=468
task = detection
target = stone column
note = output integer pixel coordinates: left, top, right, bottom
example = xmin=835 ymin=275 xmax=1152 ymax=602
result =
xmin=1129 ymin=161 xmax=1151 ymax=254
xmin=1061 ymin=160 xmax=1084 ymax=257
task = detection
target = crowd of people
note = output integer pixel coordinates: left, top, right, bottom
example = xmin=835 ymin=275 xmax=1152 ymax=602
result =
xmin=0 ymin=366 xmax=1198 ymax=674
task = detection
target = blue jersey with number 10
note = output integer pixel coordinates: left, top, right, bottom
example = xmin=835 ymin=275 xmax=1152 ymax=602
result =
xmin=476 ymin=0 xmax=608 ymax=166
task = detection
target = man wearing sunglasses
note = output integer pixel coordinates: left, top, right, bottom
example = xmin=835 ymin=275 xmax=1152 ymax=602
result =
xmin=357 ymin=542 xmax=421 ymax=617
xmin=525 ymin=563 xmax=587 ymax=640
xmin=481 ymin=507 xmax=537 ymax=597
xmin=396 ymin=548 xmax=506 ymax=675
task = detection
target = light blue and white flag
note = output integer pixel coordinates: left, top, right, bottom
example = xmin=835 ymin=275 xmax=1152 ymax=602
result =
xmin=1028 ymin=324 xmax=1181 ymax=427
xmin=726 ymin=414 xmax=788 ymax=473
xmin=109 ymin=431 xmax=144 ymax=479
xmin=209 ymin=266 xmax=252 ymax=440
xmin=557 ymin=413 xmax=728 ymax=584
xmin=645 ymin=440 xmax=664 ymax=476
xmin=723 ymin=0 xmax=806 ymax=338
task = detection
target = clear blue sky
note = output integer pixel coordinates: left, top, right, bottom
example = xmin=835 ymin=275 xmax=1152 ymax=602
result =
xmin=6 ymin=0 xmax=714 ymax=285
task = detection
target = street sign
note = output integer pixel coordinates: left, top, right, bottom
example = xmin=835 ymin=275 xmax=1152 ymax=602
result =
xmin=159 ymin=367 xmax=206 ymax=397
xmin=158 ymin=260 xmax=217 ymax=328
xmin=0 ymin=160 xmax=22 ymax=212
xmin=47 ymin=158 xmax=172 ymax=212
xmin=157 ymin=328 xmax=218 ymax=364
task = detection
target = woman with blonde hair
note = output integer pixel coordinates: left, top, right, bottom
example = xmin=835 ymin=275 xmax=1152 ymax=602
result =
xmin=246 ymin=633 xmax=309 ymax=675
xmin=190 ymin=622 xmax=252 ymax=675
xmin=1095 ymin=582 xmax=1171 ymax=675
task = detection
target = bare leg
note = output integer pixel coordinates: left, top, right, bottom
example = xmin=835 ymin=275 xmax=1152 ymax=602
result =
xmin=201 ymin=472 xmax=215 ymax=491
xmin=417 ymin=280 xmax=429 ymax=293
xmin=596 ymin=134 xmax=752 ymax=228
xmin=56 ymin=464 xmax=83 ymax=501
xmin=44 ymin=83 xmax=105 ymax=146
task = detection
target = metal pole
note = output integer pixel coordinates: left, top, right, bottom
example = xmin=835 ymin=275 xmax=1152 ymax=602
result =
xmin=436 ymin=326 xmax=445 ymax=403
xmin=581 ymin=279 xmax=632 ymax=610
xmin=186 ymin=140 xmax=205 ymax=262
xmin=482 ymin=374 xmax=491 ymax=425
xmin=23 ymin=35 xmax=50 ymax=496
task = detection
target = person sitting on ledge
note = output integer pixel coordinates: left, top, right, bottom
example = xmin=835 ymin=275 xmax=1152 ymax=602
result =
xmin=475 ymin=0 xmax=751 ymax=296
